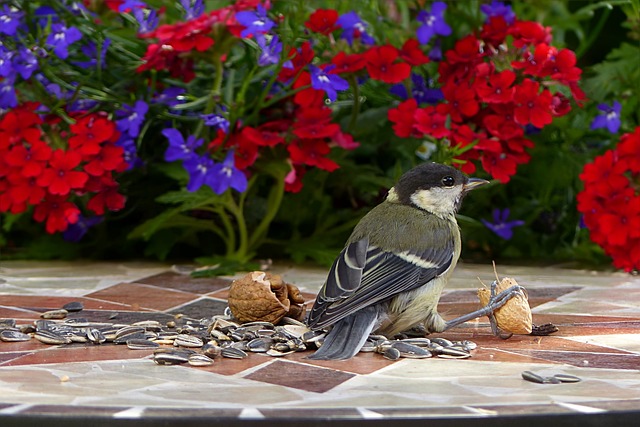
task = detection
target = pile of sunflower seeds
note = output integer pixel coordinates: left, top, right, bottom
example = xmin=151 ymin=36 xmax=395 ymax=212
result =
xmin=0 ymin=302 xmax=477 ymax=366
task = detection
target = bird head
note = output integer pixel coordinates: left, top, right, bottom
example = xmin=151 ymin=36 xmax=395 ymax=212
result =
xmin=386 ymin=162 xmax=489 ymax=217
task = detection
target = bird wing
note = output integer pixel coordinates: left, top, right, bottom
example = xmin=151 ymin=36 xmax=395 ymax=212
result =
xmin=307 ymin=236 xmax=454 ymax=330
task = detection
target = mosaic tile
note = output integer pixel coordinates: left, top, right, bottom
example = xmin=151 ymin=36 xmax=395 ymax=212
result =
xmin=136 ymin=271 xmax=233 ymax=295
xmin=85 ymin=283 xmax=199 ymax=311
xmin=143 ymin=407 xmax=243 ymax=418
xmin=245 ymin=359 xmax=356 ymax=393
xmin=284 ymin=351 xmax=397 ymax=375
xmin=17 ymin=404 xmax=129 ymax=416
xmin=1 ymin=344 xmax=156 ymax=367
xmin=167 ymin=297 xmax=228 ymax=318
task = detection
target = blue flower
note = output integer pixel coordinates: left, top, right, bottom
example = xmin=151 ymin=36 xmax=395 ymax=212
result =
xmin=309 ymin=65 xmax=349 ymax=102
xmin=116 ymin=100 xmax=148 ymax=138
xmin=183 ymin=154 xmax=216 ymax=192
xmin=116 ymin=136 xmax=144 ymax=170
xmin=118 ymin=0 xmax=147 ymax=13
xmin=337 ymin=11 xmax=375 ymax=46
xmin=63 ymin=215 xmax=103 ymax=242
xmin=590 ymin=101 xmax=622 ymax=134
xmin=35 ymin=73 xmax=69 ymax=99
xmin=162 ymin=128 xmax=203 ymax=162
xmin=256 ymin=34 xmax=291 ymax=68
xmin=481 ymin=208 xmax=525 ymax=240
xmin=12 ymin=47 xmax=39 ymax=80
xmin=46 ymin=23 xmax=83 ymax=60
xmin=0 ymin=76 xmax=18 ymax=108
xmin=428 ymin=39 xmax=443 ymax=61
xmin=153 ymin=87 xmax=186 ymax=108
xmin=480 ymin=1 xmax=516 ymax=25
xmin=416 ymin=1 xmax=452 ymax=45
xmin=0 ymin=4 xmax=24 ymax=36
xmin=209 ymin=150 xmax=248 ymax=194
xmin=73 ymin=39 xmax=110 ymax=69
xmin=390 ymin=73 xmax=443 ymax=105
xmin=201 ymin=113 xmax=230 ymax=133
xmin=236 ymin=5 xmax=275 ymax=38
xmin=180 ymin=0 xmax=204 ymax=20
xmin=0 ymin=46 xmax=13 ymax=78
xmin=133 ymin=7 xmax=158 ymax=33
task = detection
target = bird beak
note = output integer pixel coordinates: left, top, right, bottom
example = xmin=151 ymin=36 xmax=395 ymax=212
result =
xmin=463 ymin=178 xmax=490 ymax=191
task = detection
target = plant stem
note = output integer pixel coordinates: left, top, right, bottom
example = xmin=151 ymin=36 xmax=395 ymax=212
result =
xmin=576 ymin=8 xmax=612 ymax=58
xmin=248 ymin=171 xmax=286 ymax=250
xmin=347 ymin=75 xmax=361 ymax=133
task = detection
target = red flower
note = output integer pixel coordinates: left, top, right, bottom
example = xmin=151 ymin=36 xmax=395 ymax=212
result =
xmin=513 ymin=79 xmax=552 ymax=128
xmin=305 ymin=9 xmax=339 ymax=35
xmin=388 ymin=99 xmax=419 ymax=138
xmin=509 ymin=20 xmax=551 ymax=48
xmin=483 ymin=114 xmax=523 ymax=140
xmin=292 ymin=72 xmax=325 ymax=107
xmin=146 ymin=13 xmax=215 ymax=52
xmin=84 ymin=145 xmax=126 ymax=176
xmin=0 ymin=107 xmax=42 ymax=149
xmin=86 ymin=176 xmax=126 ymax=215
xmin=241 ymin=126 xmax=285 ymax=147
xmin=7 ymin=172 xmax=45 ymax=206
xmin=414 ymin=105 xmax=449 ymax=139
xmin=33 ymin=195 xmax=80 ymax=233
xmin=475 ymin=70 xmax=515 ymax=103
xmin=36 ymin=149 xmax=88 ymax=196
xmin=69 ymin=115 xmax=116 ymax=156
xmin=481 ymin=16 xmax=509 ymax=45
xmin=288 ymin=139 xmax=339 ymax=172
xmin=543 ymin=48 xmax=581 ymax=83
xmin=330 ymin=52 xmax=366 ymax=74
xmin=4 ymin=141 xmax=52 ymax=177
xmin=399 ymin=38 xmax=430 ymax=66
xmin=364 ymin=45 xmax=411 ymax=84
xmin=617 ymin=127 xmax=640 ymax=173
xmin=441 ymin=83 xmax=479 ymax=122
xmin=444 ymin=35 xmax=481 ymax=65
xmin=481 ymin=149 xmax=519 ymax=183
xmin=278 ymin=42 xmax=314 ymax=82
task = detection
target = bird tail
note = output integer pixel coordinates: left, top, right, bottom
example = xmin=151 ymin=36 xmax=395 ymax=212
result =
xmin=307 ymin=306 xmax=379 ymax=360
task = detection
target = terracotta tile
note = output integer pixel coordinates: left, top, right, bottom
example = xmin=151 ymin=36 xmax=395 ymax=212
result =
xmin=187 ymin=355 xmax=271 ymax=376
xmin=245 ymin=359 xmax=355 ymax=393
xmin=285 ymin=351 xmax=397 ymax=375
xmin=0 ymin=306 xmax=41 ymax=319
xmin=167 ymin=297 xmax=228 ymax=318
xmin=506 ymin=349 xmax=640 ymax=369
xmin=579 ymin=399 xmax=640 ymax=411
xmin=0 ymin=338 xmax=54 ymax=353
xmin=70 ymin=309 xmax=175 ymax=324
xmin=470 ymin=348 xmax=561 ymax=364
xmin=2 ymin=343 xmax=156 ymax=366
xmin=0 ymin=295 xmax=139 ymax=312
xmin=439 ymin=286 xmax=582 ymax=305
xmin=85 ymin=283 xmax=198 ymax=311
xmin=136 ymin=271 xmax=232 ymax=295
xmin=0 ymin=351 xmax=31 ymax=365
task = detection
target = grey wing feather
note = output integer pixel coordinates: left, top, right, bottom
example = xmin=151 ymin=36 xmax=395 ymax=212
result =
xmin=307 ymin=238 xmax=454 ymax=330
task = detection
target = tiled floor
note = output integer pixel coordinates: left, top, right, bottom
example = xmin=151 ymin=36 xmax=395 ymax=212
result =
xmin=1 ymin=260 xmax=639 ymax=426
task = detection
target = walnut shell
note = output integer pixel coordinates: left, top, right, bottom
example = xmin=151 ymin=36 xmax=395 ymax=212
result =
xmin=477 ymin=277 xmax=532 ymax=335
xmin=227 ymin=271 xmax=306 ymax=324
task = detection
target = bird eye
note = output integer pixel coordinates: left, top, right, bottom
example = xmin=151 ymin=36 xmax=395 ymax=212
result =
xmin=442 ymin=176 xmax=455 ymax=187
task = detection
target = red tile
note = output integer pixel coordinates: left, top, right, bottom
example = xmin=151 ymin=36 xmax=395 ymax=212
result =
xmin=136 ymin=271 xmax=232 ymax=295
xmin=245 ymin=359 xmax=355 ymax=393
xmin=191 ymin=354 xmax=271 ymax=376
xmin=0 ymin=306 xmax=41 ymax=319
xmin=85 ymin=283 xmax=199 ymax=311
xmin=2 ymin=344 xmax=156 ymax=366
xmin=0 ymin=351 xmax=31 ymax=365
xmin=507 ymin=349 xmax=640 ymax=369
xmin=285 ymin=351 xmax=397 ymax=375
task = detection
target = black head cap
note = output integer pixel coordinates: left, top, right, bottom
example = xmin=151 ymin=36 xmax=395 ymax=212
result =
xmin=393 ymin=162 xmax=468 ymax=205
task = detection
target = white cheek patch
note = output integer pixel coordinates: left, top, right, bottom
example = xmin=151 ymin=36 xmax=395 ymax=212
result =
xmin=410 ymin=186 xmax=462 ymax=218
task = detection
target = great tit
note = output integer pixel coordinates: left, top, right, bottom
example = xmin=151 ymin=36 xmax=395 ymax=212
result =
xmin=307 ymin=162 xmax=514 ymax=360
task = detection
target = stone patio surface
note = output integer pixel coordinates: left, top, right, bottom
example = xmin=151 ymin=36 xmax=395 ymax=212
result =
xmin=0 ymin=260 xmax=639 ymax=426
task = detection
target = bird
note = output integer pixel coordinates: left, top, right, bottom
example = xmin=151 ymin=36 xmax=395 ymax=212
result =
xmin=306 ymin=162 xmax=520 ymax=360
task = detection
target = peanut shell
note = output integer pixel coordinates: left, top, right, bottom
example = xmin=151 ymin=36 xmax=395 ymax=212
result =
xmin=478 ymin=277 xmax=532 ymax=334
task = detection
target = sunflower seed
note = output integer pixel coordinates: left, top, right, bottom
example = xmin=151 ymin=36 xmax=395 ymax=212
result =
xmin=40 ymin=309 xmax=68 ymax=320
xmin=221 ymin=347 xmax=247 ymax=359
xmin=521 ymin=370 xmax=546 ymax=384
xmin=62 ymin=302 xmax=84 ymax=312
xmin=114 ymin=332 xmax=148 ymax=344
xmin=115 ymin=326 xmax=145 ymax=339
xmin=132 ymin=320 xmax=163 ymax=331
xmin=202 ymin=342 xmax=222 ymax=358
xmin=19 ymin=324 xmax=36 ymax=334
xmin=247 ymin=337 xmax=273 ymax=352
xmin=127 ymin=339 xmax=159 ymax=350
xmin=383 ymin=347 xmax=401 ymax=361
xmin=430 ymin=337 xmax=453 ymax=347
xmin=35 ymin=330 xmax=71 ymax=345
xmin=359 ymin=340 xmax=377 ymax=352
xmin=153 ymin=350 xmax=190 ymax=365
xmin=188 ymin=354 xmax=215 ymax=366
xmin=266 ymin=349 xmax=295 ymax=357
xmin=400 ymin=337 xmax=431 ymax=347
xmin=174 ymin=334 xmax=204 ymax=348
xmin=543 ymin=376 xmax=562 ymax=384
xmin=0 ymin=329 xmax=31 ymax=342
xmin=0 ymin=319 xmax=17 ymax=329
xmin=391 ymin=341 xmax=432 ymax=358
xmin=553 ymin=373 xmax=581 ymax=383
xmin=63 ymin=318 xmax=90 ymax=327
xmin=437 ymin=347 xmax=471 ymax=358
xmin=86 ymin=328 xmax=106 ymax=344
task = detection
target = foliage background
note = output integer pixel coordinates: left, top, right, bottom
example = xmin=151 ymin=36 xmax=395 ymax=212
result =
xmin=1 ymin=0 xmax=639 ymax=271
